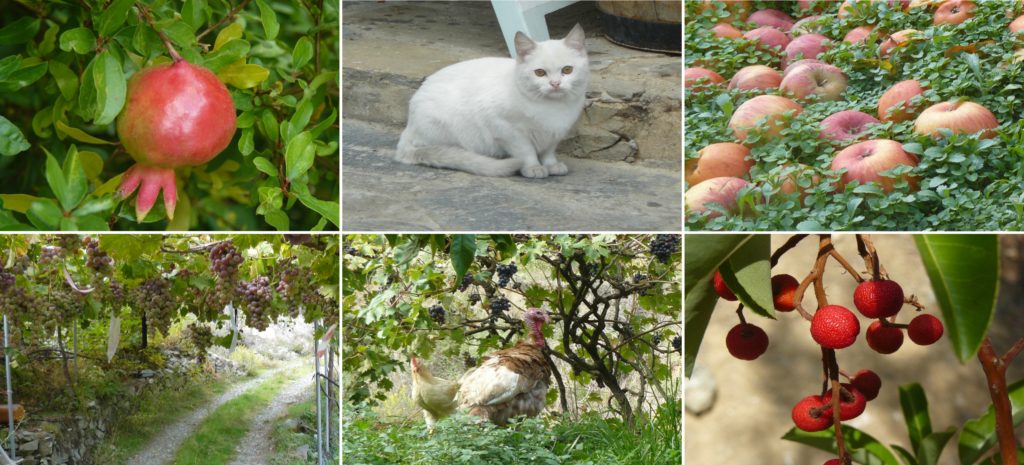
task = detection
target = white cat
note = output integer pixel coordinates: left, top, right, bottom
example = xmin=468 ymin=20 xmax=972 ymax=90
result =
xmin=396 ymin=24 xmax=589 ymax=178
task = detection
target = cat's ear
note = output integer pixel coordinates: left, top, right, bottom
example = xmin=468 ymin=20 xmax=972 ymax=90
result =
xmin=514 ymin=32 xmax=536 ymax=61
xmin=563 ymin=24 xmax=586 ymax=52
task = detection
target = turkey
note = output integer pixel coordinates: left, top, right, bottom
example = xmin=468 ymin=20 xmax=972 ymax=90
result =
xmin=456 ymin=308 xmax=551 ymax=425
xmin=410 ymin=356 xmax=460 ymax=428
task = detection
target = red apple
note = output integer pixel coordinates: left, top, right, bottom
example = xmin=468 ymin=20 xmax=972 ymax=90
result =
xmin=712 ymin=23 xmax=744 ymax=39
xmin=820 ymin=110 xmax=881 ymax=142
xmin=780 ymin=62 xmax=848 ymax=101
xmin=685 ymin=67 xmax=725 ymax=91
xmin=1011 ymin=15 xmax=1024 ymax=34
xmin=728 ymin=95 xmax=804 ymax=142
xmin=934 ymin=0 xmax=975 ymax=24
xmin=744 ymin=27 xmax=791 ymax=52
xmin=686 ymin=177 xmax=751 ymax=218
xmin=728 ymin=65 xmax=783 ymax=91
xmin=783 ymin=34 xmax=831 ymax=68
xmin=879 ymin=29 xmax=920 ymax=56
xmin=913 ymin=100 xmax=999 ymax=138
xmin=878 ymin=80 xmax=927 ymax=122
xmin=830 ymin=139 xmax=919 ymax=192
xmin=797 ymin=0 xmax=830 ymax=13
xmin=747 ymin=9 xmax=796 ymax=31
xmin=791 ymin=15 xmax=825 ymax=35
xmin=844 ymin=25 xmax=877 ymax=44
xmin=697 ymin=0 xmax=753 ymax=23
xmin=687 ymin=143 xmax=754 ymax=185
xmin=783 ymin=59 xmax=827 ymax=78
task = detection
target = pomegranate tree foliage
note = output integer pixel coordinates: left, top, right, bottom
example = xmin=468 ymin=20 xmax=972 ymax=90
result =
xmin=342 ymin=234 xmax=682 ymax=424
xmin=0 ymin=1 xmax=339 ymax=230
xmin=685 ymin=0 xmax=1024 ymax=231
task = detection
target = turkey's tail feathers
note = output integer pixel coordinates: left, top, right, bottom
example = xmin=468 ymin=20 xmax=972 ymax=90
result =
xmin=396 ymin=144 xmax=522 ymax=177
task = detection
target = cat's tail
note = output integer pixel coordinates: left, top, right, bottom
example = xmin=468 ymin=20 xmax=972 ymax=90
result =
xmin=396 ymin=144 xmax=522 ymax=177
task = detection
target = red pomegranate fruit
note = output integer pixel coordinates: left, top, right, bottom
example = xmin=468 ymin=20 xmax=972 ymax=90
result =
xmin=116 ymin=54 xmax=237 ymax=221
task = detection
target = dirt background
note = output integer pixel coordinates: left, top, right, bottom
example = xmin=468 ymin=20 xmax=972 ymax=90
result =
xmin=686 ymin=234 xmax=1024 ymax=465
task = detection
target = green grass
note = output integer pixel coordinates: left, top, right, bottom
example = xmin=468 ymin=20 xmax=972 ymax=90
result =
xmin=93 ymin=373 xmax=236 ymax=465
xmin=169 ymin=370 xmax=293 ymax=465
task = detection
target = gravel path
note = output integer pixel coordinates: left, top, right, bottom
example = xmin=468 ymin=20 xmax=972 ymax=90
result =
xmin=127 ymin=367 xmax=288 ymax=465
xmin=227 ymin=369 xmax=315 ymax=465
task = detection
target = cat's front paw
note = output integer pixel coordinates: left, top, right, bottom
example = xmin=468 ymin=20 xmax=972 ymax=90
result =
xmin=521 ymin=165 xmax=549 ymax=179
xmin=545 ymin=162 xmax=569 ymax=176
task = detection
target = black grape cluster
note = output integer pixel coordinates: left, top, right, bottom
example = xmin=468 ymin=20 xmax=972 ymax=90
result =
xmin=672 ymin=336 xmax=681 ymax=352
xmin=649 ymin=235 xmax=679 ymax=264
xmin=496 ymin=263 xmax=517 ymax=287
xmin=129 ymin=278 xmax=177 ymax=337
xmin=463 ymin=353 xmax=477 ymax=368
xmin=237 ymin=276 xmax=273 ymax=331
xmin=428 ymin=305 xmax=445 ymax=324
xmin=490 ymin=296 xmax=510 ymax=316
xmin=468 ymin=293 xmax=480 ymax=304
xmin=652 ymin=334 xmax=662 ymax=345
xmin=83 ymin=237 xmax=113 ymax=272
xmin=459 ymin=274 xmax=473 ymax=291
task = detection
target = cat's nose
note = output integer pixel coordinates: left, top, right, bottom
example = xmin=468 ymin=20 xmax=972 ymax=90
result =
xmin=549 ymin=81 xmax=561 ymax=89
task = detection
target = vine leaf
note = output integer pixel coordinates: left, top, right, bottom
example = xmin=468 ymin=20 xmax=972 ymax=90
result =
xmin=450 ymin=235 xmax=476 ymax=283
xmin=913 ymin=235 xmax=998 ymax=362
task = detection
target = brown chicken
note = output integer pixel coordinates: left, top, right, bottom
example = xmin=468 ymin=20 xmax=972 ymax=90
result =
xmin=456 ymin=308 xmax=552 ymax=425
xmin=410 ymin=356 xmax=459 ymax=428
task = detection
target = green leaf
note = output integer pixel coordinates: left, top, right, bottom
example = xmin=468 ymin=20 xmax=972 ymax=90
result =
xmin=899 ymin=383 xmax=932 ymax=453
xmin=0 ymin=60 xmax=47 ymax=92
xmin=49 ymin=60 xmax=79 ymax=100
xmin=292 ymin=182 xmax=338 ymax=228
xmin=97 ymin=0 xmax=135 ymax=37
xmin=0 ymin=194 xmax=38 ymax=213
xmin=917 ymin=430 xmax=954 ymax=465
xmin=285 ymin=131 xmax=315 ymax=181
xmin=718 ymin=235 xmax=774 ymax=319
xmin=55 ymin=121 xmax=117 ymax=145
xmin=0 ymin=115 xmax=30 ymax=157
xmin=287 ymin=97 xmax=314 ymax=140
xmin=38 ymin=22 xmax=59 ymax=56
xmin=217 ymin=62 xmax=269 ymax=89
xmin=258 ymin=109 xmax=279 ymax=144
xmin=27 ymin=199 xmax=62 ymax=229
xmin=892 ymin=445 xmax=919 ymax=465
xmin=254 ymin=0 xmax=280 ymax=40
xmin=0 ymin=17 xmax=40 ymax=44
xmin=450 ymin=235 xmax=476 ymax=283
xmin=238 ymin=127 xmax=254 ymax=156
xmin=292 ymin=36 xmax=313 ymax=68
xmin=783 ymin=426 xmax=901 ymax=465
xmin=61 ymin=146 xmax=88 ymax=211
xmin=913 ymin=235 xmax=998 ymax=362
xmin=60 ymin=27 xmax=97 ymax=54
xmin=213 ymin=22 xmax=244 ymax=51
xmin=252 ymin=156 xmax=277 ymax=176
xmin=684 ymin=276 xmax=719 ymax=377
xmin=958 ymin=378 xmax=1024 ymax=465
xmin=77 ymin=57 xmax=97 ymax=120
xmin=203 ymin=39 xmax=250 ymax=72
xmin=92 ymin=52 xmax=126 ymax=126
xmin=181 ymin=0 xmax=207 ymax=32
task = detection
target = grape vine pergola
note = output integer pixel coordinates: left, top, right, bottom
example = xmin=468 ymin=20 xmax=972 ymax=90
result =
xmin=0 ymin=234 xmax=339 ymax=460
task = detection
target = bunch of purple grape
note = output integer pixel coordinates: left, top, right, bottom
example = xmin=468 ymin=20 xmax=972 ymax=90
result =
xmin=83 ymin=237 xmax=113 ymax=271
xmin=129 ymin=277 xmax=177 ymax=337
xmin=209 ymin=242 xmax=243 ymax=279
xmin=237 ymin=276 xmax=273 ymax=331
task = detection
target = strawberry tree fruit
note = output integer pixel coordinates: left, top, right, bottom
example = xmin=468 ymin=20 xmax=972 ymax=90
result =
xmin=810 ymin=305 xmax=860 ymax=349
xmin=908 ymin=314 xmax=944 ymax=345
xmin=824 ymin=460 xmax=842 ymax=465
xmin=853 ymin=279 xmax=905 ymax=318
xmin=725 ymin=323 xmax=769 ymax=360
xmin=866 ymin=320 xmax=904 ymax=354
xmin=713 ymin=270 xmax=738 ymax=301
xmin=851 ymin=369 xmax=882 ymax=401
xmin=116 ymin=57 xmax=237 ymax=221
xmin=792 ymin=394 xmax=833 ymax=432
xmin=821 ymin=384 xmax=868 ymax=421
xmin=772 ymin=274 xmax=800 ymax=311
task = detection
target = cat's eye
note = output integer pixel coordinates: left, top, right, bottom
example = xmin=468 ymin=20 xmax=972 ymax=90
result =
xmin=562 ymin=66 xmax=573 ymax=75
xmin=534 ymin=69 xmax=547 ymax=77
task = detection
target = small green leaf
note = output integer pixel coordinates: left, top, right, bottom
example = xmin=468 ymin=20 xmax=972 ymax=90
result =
xmin=55 ymin=121 xmax=117 ymax=145
xmin=97 ymin=0 xmax=135 ymax=37
xmin=213 ymin=22 xmax=244 ymax=51
xmin=285 ymin=131 xmax=315 ymax=181
xmin=92 ymin=52 xmax=126 ymax=126
xmin=27 ymin=199 xmax=62 ymax=229
xmin=61 ymin=145 xmax=88 ymax=211
xmin=0 ymin=194 xmax=39 ymax=213
xmin=0 ymin=115 xmax=30 ymax=156
xmin=217 ymin=62 xmax=269 ymax=89
xmin=204 ymin=39 xmax=250 ymax=72
xmin=899 ymin=383 xmax=932 ymax=453
xmin=252 ymin=156 xmax=277 ymax=176
xmin=292 ymin=36 xmax=313 ymax=68
xmin=0 ymin=60 xmax=47 ymax=92
xmin=0 ymin=17 xmax=40 ymax=44
xmin=913 ymin=235 xmax=998 ymax=362
xmin=292 ymin=182 xmax=338 ymax=228
xmin=49 ymin=60 xmax=79 ymax=100
xmin=238 ymin=127 xmax=254 ymax=156
xmin=450 ymin=235 xmax=477 ymax=283
xmin=258 ymin=109 xmax=278 ymax=144
xmin=684 ymin=276 xmax=719 ymax=377
xmin=917 ymin=430 xmax=954 ymax=465
xmin=288 ymin=97 xmax=314 ymax=140
xmin=59 ymin=27 xmax=97 ymax=54
xmin=181 ymin=0 xmax=207 ymax=32
xmin=254 ymin=0 xmax=280 ymax=40
xmin=38 ymin=22 xmax=59 ymax=56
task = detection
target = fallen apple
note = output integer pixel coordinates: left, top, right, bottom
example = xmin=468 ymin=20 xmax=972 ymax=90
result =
xmin=878 ymin=80 xmax=927 ymax=122
xmin=783 ymin=34 xmax=831 ymax=68
xmin=783 ymin=59 xmax=827 ymax=78
xmin=879 ymin=29 xmax=920 ymax=56
xmin=820 ymin=110 xmax=881 ymax=142
xmin=728 ymin=95 xmax=804 ymax=142
xmin=687 ymin=143 xmax=755 ymax=185
xmin=1011 ymin=15 xmax=1024 ymax=34
xmin=797 ymin=0 xmax=830 ymax=14
xmin=780 ymin=61 xmax=848 ymax=101
xmin=913 ymin=100 xmax=999 ymax=138
xmin=934 ymin=0 xmax=975 ymax=24
xmin=791 ymin=15 xmax=825 ymax=35
xmin=830 ymin=139 xmax=919 ymax=192
xmin=696 ymin=0 xmax=753 ymax=23
xmin=728 ymin=65 xmax=783 ymax=91
xmin=843 ymin=25 xmax=877 ymax=44
xmin=747 ymin=8 xmax=796 ymax=31
xmin=685 ymin=67 xmax=725 ymax=91
xmin=712 ymin=23 xmax=744 ymax=39
xmin=744 ymin=27 xmax=791 ymax=52
xmin=686 ymin=177 xmax=751 ymax=218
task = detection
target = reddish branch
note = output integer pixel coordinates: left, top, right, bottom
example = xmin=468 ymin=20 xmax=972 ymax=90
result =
xmin=136 ymin=3 xmax=183 ymax=63
xmin=978 ymin=337 xmax=1024 ymax=465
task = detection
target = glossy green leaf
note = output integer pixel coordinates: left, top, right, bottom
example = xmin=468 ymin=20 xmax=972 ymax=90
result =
xmin=900 ymin=383 xmax=932 ymax=453
xmin=49 ymin=60 xmax=79 ymax=100
xmin=892 ymin=445 xmax=918 ymax=465
xmin=0 ymin=194 xmax=38 ymax=213
xmin=913 ymin=235 xmax=999 ymax=362
xmin=218 ymin=62 xmax=269 ymax=89
xmin=255 ymin=0 xmax=280 ymax=40
xmin=38 ymin=22 xmax=59 ymax=56
xmin=958 ymin=378 xmax=1024 ymax=465
xmin=204 ymin=39 xmax=250 ymax=72
xmin=285 ymin=131 xmax=314 ymax=181
xmin=0 ymin=17 xmax=40 ymax=44
xmin=238 ymin=127 xmax=254 ymax=156
xmin=97 ymin=0 xmax=135 ymax=37
xmin=287 ymin=98 xmax=314 ymax=140
xmin=450 ymin=235 xmax=476 ymax=283
xmin=783 ymin=426 xmax=901 ymax=465
xmin=0 ymin=60 xmax=47 ymax=92
xmin=292 ymin=36 xmax=313 ymax=68
xmin=181 ymin=0 xmax=207 ymax=31
xmin=92 ymin=52 xmax=126 ymax=126
xmin=292 ymin=182 xmax=338 ymax=227
xmin=718 ymin=235 xmax=774 ymax=319
xmin=252 ymin=157 xmax=277 ymax=177
xmin=61 ymin=146 xmax=88 ymax=211
xmin=917 ymin=430 xmax=954 ymax=465
xmin=213 ymin=22 xmax=244 ymax=51
xmin=0 ymin=115 xmax=30 ymax=156
xmin=684 ymin=234 xmax=751 ymax=295
xmin=27 ymin=199 xmax=62 ymax=229
xmin=59 ymin=27 xmax=97 ymax=54
xmin=684 ymin=276 xmax=719 ymax=377
xmin=55 ymin=121 xmax=117 ymax=145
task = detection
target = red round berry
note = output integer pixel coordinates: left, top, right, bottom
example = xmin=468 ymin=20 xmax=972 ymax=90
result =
xmin=866 ymin=320 xmax=904 ymax=354
xmin=713 ymin=270 xmax=737 ymax=301
xmin=792 ymin=394 xmax=832 ymax=432
xmin=822 ymin=383 xmax=867 ymax=420
xmin=824 ymin=460 xmax=842 ymax=465
xmin=772 ymin=274 xmax=800 ymax=312
xmin=810 ymin=305 xmax=860 ymax=349
xmin=725 ymin=323 xmax=769 ymax=360
xmin=853 ymin=279 xmax=905 ymax=319
xmin=851 ymin=369 xmax=882 ymax=401
xmin=908 ymin=314 xmax=944 ymax=345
